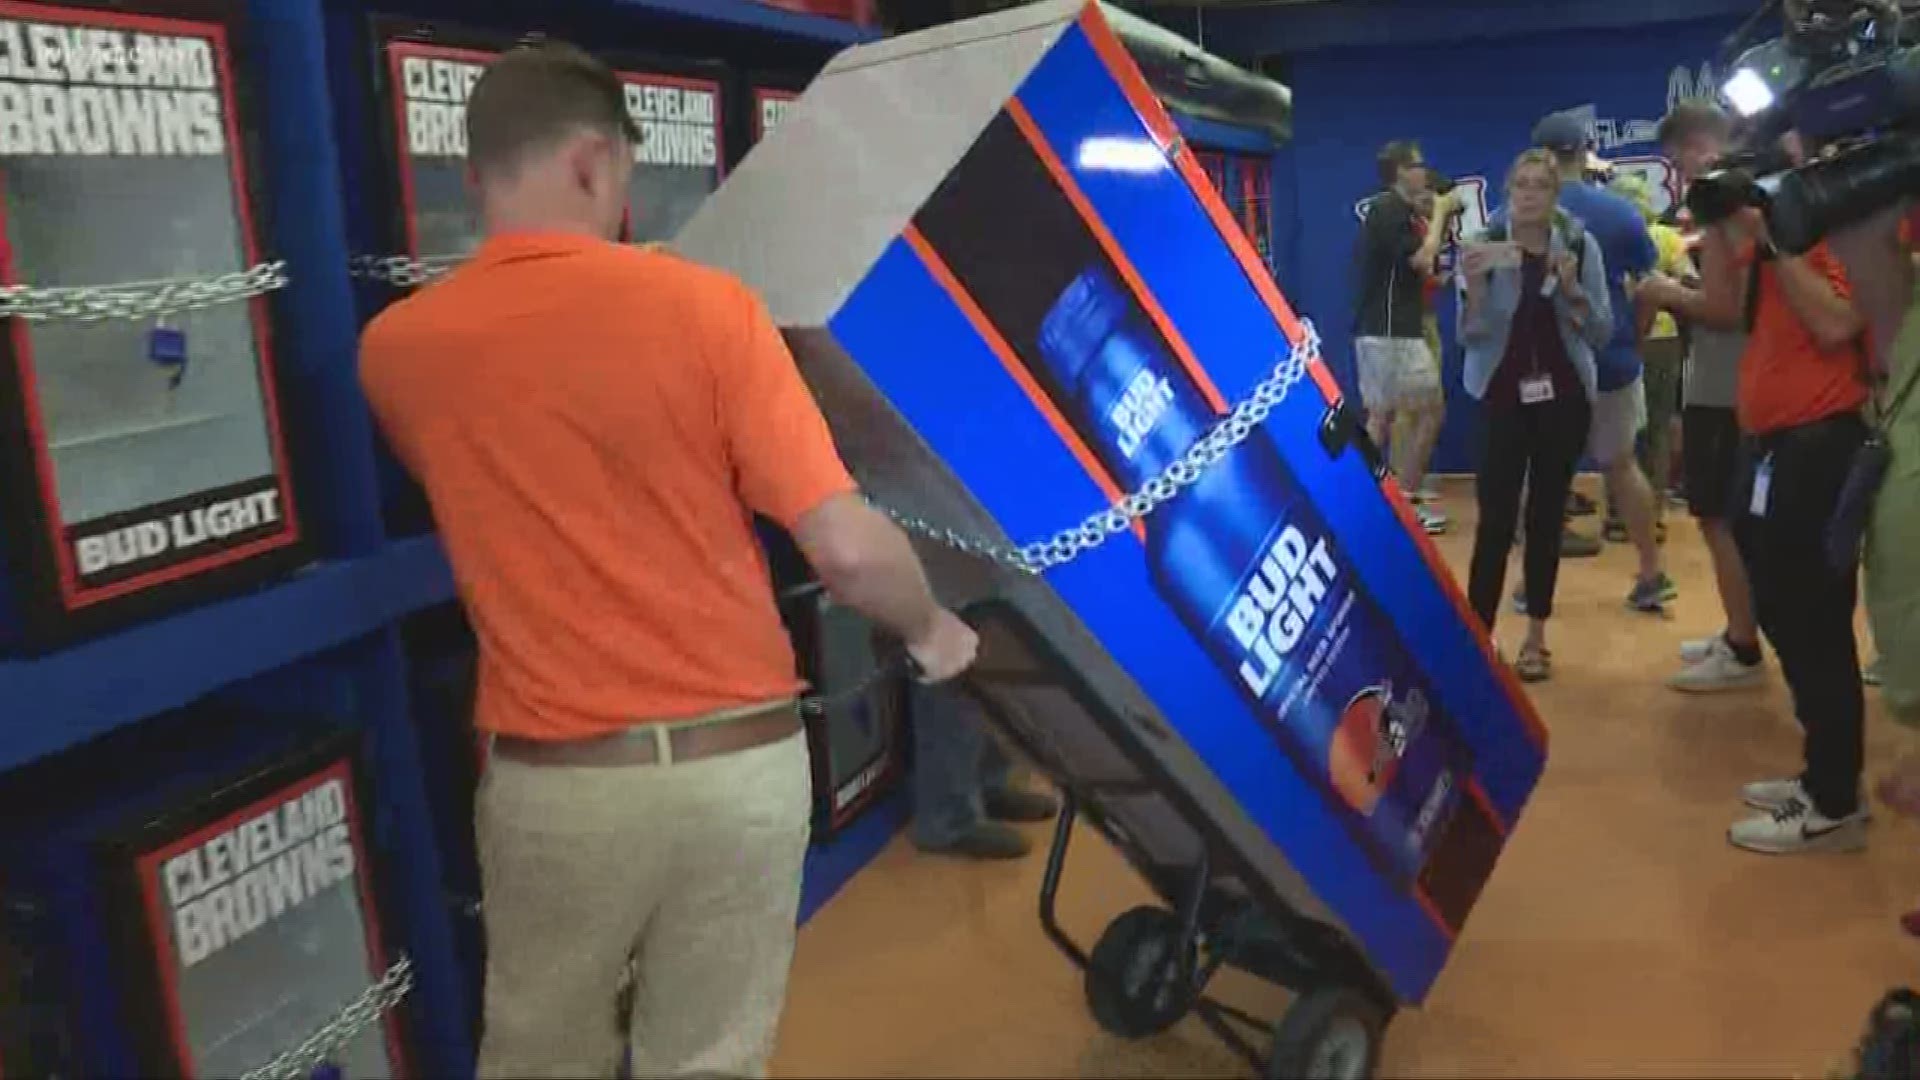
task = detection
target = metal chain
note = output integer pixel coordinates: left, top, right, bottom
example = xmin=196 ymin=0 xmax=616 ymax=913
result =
xmin=883 ymin=318 xmax=1322 ymax=575
xmin=241 ymin=956 xmax=415 ymax=1080
xmin=349 ymin=254 xmax=466 ymax=289
xmin=344 ymin=258 xmax=1322 ymax=575
xmin=0 ymin=262 xmax=288 ymax=323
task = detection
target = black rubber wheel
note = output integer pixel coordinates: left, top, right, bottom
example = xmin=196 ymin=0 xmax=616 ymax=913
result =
xmin=1083 ymin=905 xmax=1194 ymax=1038
xmin=1267 ymin=986 xmax=1387 ymax=1080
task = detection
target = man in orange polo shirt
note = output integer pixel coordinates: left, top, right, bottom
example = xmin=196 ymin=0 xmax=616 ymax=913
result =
xmin=359 ymin=44 xmax=977 ymax=1078
xmin=1678 ymin=204 xmax=1870 ymax=854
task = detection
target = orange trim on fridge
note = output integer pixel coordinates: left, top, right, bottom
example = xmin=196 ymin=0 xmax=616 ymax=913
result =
xmin=1075 ymin=3 xmax=1178 ymax=149
xmin=1076 ymin=4 xmax=1550 ymax=756
xmin=903 ymin=228 xmax=1144 ymax=544
xmin=1002 ymin=99 xmax=1230 ymax=417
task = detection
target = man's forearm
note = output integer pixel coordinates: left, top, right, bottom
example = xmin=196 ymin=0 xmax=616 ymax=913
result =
xmin=808 ymin=504 xmax=942 ymax=645
xmin=1410 ymin=236 xmax=1444 ymax=276
xmin=1839 ymin=243 xmax=1917 ymax=373
xmin=1857 ymin=257 xmax=1917 ymax=373
xmin=1773 ymin=254 xmax=1864 ymax=349
xmin=1634 ymin=293 xmax=1659 ymax=341
xmin=1663 ymin=283 xmax=1740 ymax=330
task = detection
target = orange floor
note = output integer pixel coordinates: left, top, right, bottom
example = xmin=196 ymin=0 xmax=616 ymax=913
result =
xmin=774 ymin=478 xmax=1918 ymax=1078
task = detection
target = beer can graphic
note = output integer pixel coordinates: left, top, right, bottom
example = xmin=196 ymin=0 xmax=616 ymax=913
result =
xmin=1036 ymin=266 xmax=1484 ymax=896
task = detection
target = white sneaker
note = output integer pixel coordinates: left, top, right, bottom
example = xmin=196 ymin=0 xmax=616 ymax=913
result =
xmin=1415 ymin=505 xmax=1449 ymax=535
xmin=1740 ymin=777 xmax=1872 ymax=817
xmin=1679 ymin=634 xmax=1720 ymax=664
xmin=1668 ymin=639 xmax=1765 ymax=693
xmin=1728 ymin=792 xmax=1868 ymax=854
xmin=1740 ymin=777 xmax=1805 ymax=812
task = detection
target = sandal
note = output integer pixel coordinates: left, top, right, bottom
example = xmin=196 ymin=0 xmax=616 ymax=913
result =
xmin=1514 ymin=645 xmax=1552 ymax=683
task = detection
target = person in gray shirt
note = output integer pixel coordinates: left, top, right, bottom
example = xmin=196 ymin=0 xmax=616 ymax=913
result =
xmin=1640 ymin=102 xmax=1766 ymax=691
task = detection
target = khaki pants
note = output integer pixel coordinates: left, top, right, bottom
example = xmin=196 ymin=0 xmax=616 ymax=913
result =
xmin=475 ymin=730 xmax=812 ymax=1078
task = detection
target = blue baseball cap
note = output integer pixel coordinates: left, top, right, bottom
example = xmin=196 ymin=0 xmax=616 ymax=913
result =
xmin=1531 ymin=111 xmax=1591 ymax=153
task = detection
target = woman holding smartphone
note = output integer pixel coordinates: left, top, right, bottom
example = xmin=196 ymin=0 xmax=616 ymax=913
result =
xmin=1458 ymin=149 xmax=1614 ymax=680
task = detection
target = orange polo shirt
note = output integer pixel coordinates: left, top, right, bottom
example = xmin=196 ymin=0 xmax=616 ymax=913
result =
xmin=360 ymin=231 xmax=855 ymax=740
xmin=1735 ymin=240 xmax=1869 ymax=435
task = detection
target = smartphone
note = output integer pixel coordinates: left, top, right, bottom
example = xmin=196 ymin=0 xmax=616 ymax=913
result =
xmin=1467 ymin=240 xmax=1523 ymax=270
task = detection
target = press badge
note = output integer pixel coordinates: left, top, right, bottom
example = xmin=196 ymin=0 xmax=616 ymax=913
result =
xmin=1750 ymin=454 xmax=1775 ymax=518
xmin=1519 ymin=375 xmax=1555 ymax=404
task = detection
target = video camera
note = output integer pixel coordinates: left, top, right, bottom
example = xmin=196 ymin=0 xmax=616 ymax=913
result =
xmin=1685 ymin=0 xmax=1920 ymax=252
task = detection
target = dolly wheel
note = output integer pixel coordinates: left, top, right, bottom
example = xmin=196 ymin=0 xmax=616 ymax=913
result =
xmin=1084 ymin=905 xmax=1193 ymax=1038
xmin=1267 ymin=986 xmax=1386 ymax=1080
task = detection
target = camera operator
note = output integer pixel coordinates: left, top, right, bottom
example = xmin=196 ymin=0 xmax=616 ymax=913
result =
xmin=1644 ymin=133 xmax=1872 ymax=854
xmin=1354 ymin=140 xmax=1459 ymax=535
xmin=1641 ymin=102 xmax=1769 ymax=692
xmin=1530 ymin=112 xmax=1677 ymax=613
xmin=1827 ymin=203 xmax=1920 ymax=813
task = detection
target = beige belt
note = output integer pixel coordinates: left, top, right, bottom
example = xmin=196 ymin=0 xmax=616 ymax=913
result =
xmin=492 ymin=700 xmax=801 ymax=768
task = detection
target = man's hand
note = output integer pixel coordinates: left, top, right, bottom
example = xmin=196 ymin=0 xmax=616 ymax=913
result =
xmin=1729 ymin=206 xmax=1772 ymax=250
xmin=1829 ymin=200 xmax=1914 ymax=374
xmin=906 ymin=608 xmax=979 ymax=683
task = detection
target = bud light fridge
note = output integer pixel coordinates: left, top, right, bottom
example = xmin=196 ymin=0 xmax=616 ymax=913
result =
xmin=675 ymin=0 xmax=1549 ymax=1006
xmin=0 ymin=713 xmax=407 ymax=1078
xmin=0 ymin=0 xmax=306 ymax=649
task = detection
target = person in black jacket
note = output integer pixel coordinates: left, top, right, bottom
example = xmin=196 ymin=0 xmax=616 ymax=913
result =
xmin=1354 ymin=140 xmax=1458 ymax=535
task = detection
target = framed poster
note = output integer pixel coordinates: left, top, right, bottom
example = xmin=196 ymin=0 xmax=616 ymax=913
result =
xmin=0 ymin=0 xmax=303 ymax=645
xmin=372 ymin=23 xmax=730 ymax=266
xmin=101 ymin=736 xmax=406 ymax=1077
xmin=752 ymin=85 xmax=796 ymax=144
xmin=377 ymin=33 xmax=494 ymax=267
xmin=607 ymin=62 xmax=725 ymax=244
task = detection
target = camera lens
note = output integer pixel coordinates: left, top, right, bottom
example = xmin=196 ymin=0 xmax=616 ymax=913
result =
xmin=1769 ymin=135 xmax=1920 ymax=254
xmin=1685 ymin=169 xmax=1762 ymax=226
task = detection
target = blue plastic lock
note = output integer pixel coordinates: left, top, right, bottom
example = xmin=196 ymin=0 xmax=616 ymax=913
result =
xmin=147 ymin=325 xmax=188 ymax=387
xmin=147 ymin=326 xmax=187 ymax=364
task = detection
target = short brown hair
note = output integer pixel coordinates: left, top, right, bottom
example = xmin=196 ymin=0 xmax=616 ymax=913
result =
xmin=1656 ymin=99 xmax=1731 ymax=151
xmin=465 ymin=42 xmax=640 ymax=180
xmin=1376 ymin=140 xmax=1422 ymax=187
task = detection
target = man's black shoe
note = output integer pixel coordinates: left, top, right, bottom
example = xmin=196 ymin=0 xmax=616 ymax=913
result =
xmin=985 ymin=788 xmax=1058 ymax=823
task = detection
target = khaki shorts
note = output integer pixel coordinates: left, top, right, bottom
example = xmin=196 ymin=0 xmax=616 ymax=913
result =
xmin=1587 ymin=376 xmax=1647 ymax=467
xmin=1355 ymin=336 xmax=1441 ymax=413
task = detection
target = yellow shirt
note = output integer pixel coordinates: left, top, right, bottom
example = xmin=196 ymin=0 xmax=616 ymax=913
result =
xmin=1649 ymin=223 xmax=1690 ymax=340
